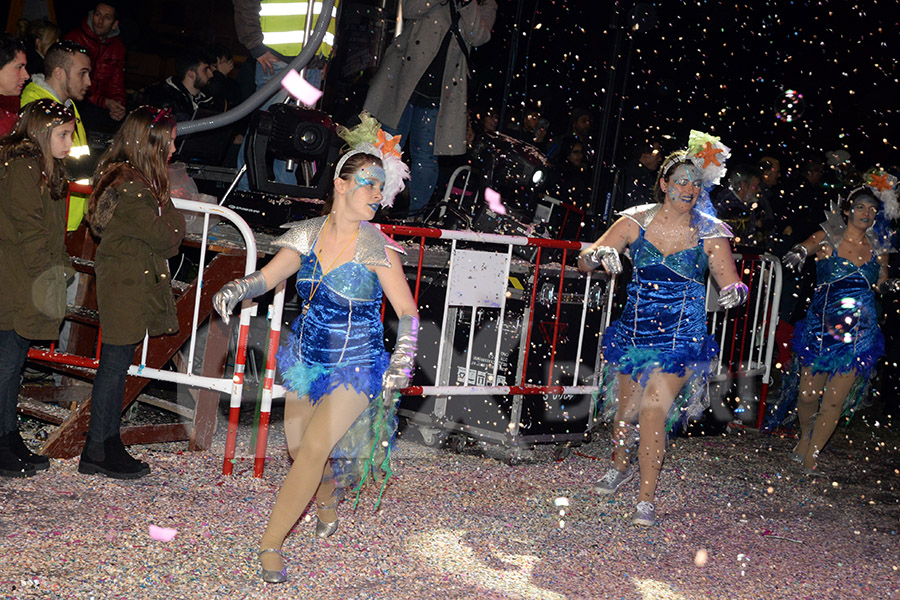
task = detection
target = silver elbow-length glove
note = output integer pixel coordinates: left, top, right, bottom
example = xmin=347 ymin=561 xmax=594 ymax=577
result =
xmin=718 ymin=281 xmax=750 ymax=310
xmin=580 ymin=245 xmax=623 ymax=275
xmin=212 ymin=270 xmax=268 ymax=325
xmin=382 ymin=315 xmax=419 ymax=399
xmin=782 ymin=244 xmax=808 ymax=272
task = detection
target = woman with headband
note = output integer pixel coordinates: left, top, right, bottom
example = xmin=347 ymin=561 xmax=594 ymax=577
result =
xmin=578 ymin=131 xmax=747 ymax=526
xmin=781 ymin=170 xmax=898 ymax=474
xmin=213 ymin=114 xmax=418 ymax=583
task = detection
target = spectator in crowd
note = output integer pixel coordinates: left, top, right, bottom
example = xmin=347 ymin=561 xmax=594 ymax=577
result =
xmin=206 ymin=44 xmax=242 ymax=112
xmin=64 ymin=2 xmax=126 ymax=125
xmin=21 ymin=41 xmax=92 ymax=230
xmin=81 ymin=106 xmax=184 ymax=480
xmin=364 ymin=0 xmax=498 ymax=218
xmin=755 ymin=155 xmax=780 ymax=236
xmin=713 ymin=163 xmax=762 ymax=246
xmin=0 ymin=100 xmax=76 ymax=478
xmin=552 ymin=136 xmax=590 ymax=207
xmin=547 ymin=106 xmax=594 ymax=165
xmin=136 ymin=49 xmax=215 ymax=123
xmin=0 ymin=34 xmax=29 ymax=137
xmin=506 ymin=105 xmax=550 ymax=154
xmin=782 ymin=152 xmax=828 ymax=246
xmin=19 ymin=19 xmax=59 ymax=79
xmin=621 ymin=140 xmax=662 ymax=209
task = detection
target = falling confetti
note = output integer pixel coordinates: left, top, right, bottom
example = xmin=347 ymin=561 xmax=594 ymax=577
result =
xmin=281 ymin=70 xmax=323 ymax=106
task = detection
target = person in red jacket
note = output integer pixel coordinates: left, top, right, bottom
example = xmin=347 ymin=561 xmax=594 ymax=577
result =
xmin=64 ymin=2 xmax=126 ymax=124
xmin=0 ymin=34 xmax=29 ymax=137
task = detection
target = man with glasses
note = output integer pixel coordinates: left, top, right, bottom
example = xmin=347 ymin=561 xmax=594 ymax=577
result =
xmin=21 ymin=41 xmax=92 ymax=231
xmin=64 ymin=2 xmax=127 ymax=125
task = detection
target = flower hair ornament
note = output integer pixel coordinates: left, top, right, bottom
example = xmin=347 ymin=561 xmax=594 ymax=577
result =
xmin=334 ymin=112 xmax=410 ymax=207
xmin=658 ymin=129 xmax=731 ymax=219
xmin=852 ymin=168 xmax=898 ymax=253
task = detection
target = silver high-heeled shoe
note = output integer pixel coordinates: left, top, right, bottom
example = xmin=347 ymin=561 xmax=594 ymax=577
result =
xmin=315 ymin=517 xmax=339 ymax=538
xmin=315 ymin=495 xmax=339 ymax=538
xmin=258 ymin=548 xmax=287 ymax=583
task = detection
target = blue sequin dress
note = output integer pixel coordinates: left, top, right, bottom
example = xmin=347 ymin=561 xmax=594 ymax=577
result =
xmin=601 ymin=205 xmax=729 ymax=430
xmin=763 ymin=223 xmax=886 ymax=430
xmin=274 ymin=217 xmax=402 ymax=497
xmin=791 ymin=249 xmax=884 ymax=378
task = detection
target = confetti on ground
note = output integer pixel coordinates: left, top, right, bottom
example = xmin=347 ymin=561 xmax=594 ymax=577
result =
xmin=1 ymin=405 xmax=898 ymax=599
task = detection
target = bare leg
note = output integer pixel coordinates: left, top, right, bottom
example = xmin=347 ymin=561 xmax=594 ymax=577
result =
xmin=795 ymin=369 xmax=826 ymax=457
xmin=259 ymin=387 xmax=369 ymax=571
xmin=804 ymin=371 xmax=856 ymax=470
xmin=612 ymin=374 xmax=642 ymax=472
xmin=636 ymin=372 xmax=687 ymax=503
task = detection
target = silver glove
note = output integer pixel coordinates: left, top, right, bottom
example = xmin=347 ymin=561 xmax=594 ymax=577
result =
xmin=580 ymin=245 xmax=622 ymax=275
xmin=782 ymin=244 xmax=808 ymax=272
xmin=878 ymin=278 xmax=900 ymax=294
xmin=383 ymin=314 xmax=419 ymax=398
xmin=212 ymin=270 xmax=267 ymax=325
xmin=718 ymin=281 xmax=749 ymax=310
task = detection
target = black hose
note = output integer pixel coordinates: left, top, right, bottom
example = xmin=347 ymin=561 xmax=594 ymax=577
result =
xmin=176 ymin=0 xmax=336 ymax=135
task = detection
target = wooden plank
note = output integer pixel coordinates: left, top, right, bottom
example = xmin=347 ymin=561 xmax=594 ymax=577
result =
xmin=121 ymin=423 xmax=191 ymax=445
xmin=189 ymin=312 xmax=231 ymax=451
xmin=19 ymin=385 xmax=92 ymax=405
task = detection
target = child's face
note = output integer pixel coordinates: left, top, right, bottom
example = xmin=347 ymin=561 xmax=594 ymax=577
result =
xmin=50 ymin=121 xmax=76 ymax=159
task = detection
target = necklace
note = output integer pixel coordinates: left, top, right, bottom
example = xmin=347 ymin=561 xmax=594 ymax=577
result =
xmin=309 ymin=216 xmax=359 ymax=300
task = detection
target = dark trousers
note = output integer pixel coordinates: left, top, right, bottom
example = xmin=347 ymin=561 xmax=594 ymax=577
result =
xmin=0 ymin=330 xmax=31 ymax=436
xmin=89 ymin=342 xmax=139 ymax=442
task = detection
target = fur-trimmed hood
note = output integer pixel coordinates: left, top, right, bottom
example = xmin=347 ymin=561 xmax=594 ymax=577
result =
xmin=87 ymin=163 xmax=153 ymax=237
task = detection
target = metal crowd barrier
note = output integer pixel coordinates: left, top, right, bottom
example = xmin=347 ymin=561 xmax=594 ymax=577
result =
xmin=26 ymin=195 xmax=259 ymax=453
xmin=707 ymin=252 xmax=783 ymax=429
xmin=233 ymin=227 xmax=785 ymax=473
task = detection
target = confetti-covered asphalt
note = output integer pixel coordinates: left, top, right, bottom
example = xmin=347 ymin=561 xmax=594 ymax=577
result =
xmin=1 ymin=408 xmax=897 ymax=600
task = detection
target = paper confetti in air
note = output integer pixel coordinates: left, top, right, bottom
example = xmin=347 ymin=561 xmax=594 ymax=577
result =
xmin=485 ymin=188 xmax=506 ymax=215
xmin=281 ymin=69 xmax=323 ymax=106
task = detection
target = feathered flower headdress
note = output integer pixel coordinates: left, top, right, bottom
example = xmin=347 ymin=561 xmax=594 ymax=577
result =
xmin=334 ymin=112 xmax=410 ymax=207
xmin=658 ymin=130 xmax=731 ymax=219
xmin=846 ymin=168 xmax=899 ymax=253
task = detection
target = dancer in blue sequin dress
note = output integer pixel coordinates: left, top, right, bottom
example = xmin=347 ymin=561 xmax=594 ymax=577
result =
xmin=781 ymin=180 xmax=898 ymax=474
xmin=579 ymin=137 xmax=747 ymax=526
xmin=214 ymin=122 xmax=418 ymax=582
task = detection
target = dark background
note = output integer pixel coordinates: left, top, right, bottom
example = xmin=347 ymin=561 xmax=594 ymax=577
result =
xmin=50 ymin=0 xmax=899 ymax=180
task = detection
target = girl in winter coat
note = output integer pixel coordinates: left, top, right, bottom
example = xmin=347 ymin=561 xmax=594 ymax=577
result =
xmin=0 ymin=99 xmax=75 ymax=477
xmin=80 ymin=106 xmax=185 ymax=479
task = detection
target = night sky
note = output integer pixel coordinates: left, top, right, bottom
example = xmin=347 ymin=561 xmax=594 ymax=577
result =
xmin=474 ymin=0 xmax=899 ymax=173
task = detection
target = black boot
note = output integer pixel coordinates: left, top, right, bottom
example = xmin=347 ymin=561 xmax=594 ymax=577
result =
xmin=78 ymin=435 xmax=150 ymax=480
xmin=0 ymin=431 xmax=37 ymax=478
xmin=8 ymin=430 xmax=49 ymax=471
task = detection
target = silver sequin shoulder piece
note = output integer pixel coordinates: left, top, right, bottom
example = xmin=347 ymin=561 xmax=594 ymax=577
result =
xmin=695 ymin=210 xmax=734 ymax=240
xmin=272 ymin=217 xmax=406 ymax=267
xmin=619 ymin=203 xmax=661 ymax=229
xmin=355 ymin=221 xmax=406 ymax=267
xmin=272 ymin=215 xmax=328 ymax=255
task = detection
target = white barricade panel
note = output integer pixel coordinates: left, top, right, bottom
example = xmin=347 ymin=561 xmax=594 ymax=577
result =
xmin=448 ymin=248 xmax=511 ymax=308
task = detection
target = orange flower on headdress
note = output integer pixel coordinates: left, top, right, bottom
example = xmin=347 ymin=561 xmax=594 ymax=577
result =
xmin=868 ymin=171 xmax=892 ymax=192
xmin=376 ymin=129 xmax=402 ymax=160
xmin=694 ymin=141 xmax=724 ymax=169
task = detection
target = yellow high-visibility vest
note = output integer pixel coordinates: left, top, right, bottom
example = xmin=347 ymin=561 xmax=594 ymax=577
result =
xmin=260 ymin=0 xmax=339 ymax=58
